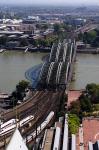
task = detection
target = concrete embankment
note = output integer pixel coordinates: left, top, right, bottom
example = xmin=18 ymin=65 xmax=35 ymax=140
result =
xmin=6 ymin=47 xmax=51 ymax=53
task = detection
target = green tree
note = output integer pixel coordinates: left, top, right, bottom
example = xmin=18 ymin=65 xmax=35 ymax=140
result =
xmin=16 ymin=80 xmax=29 ymax=93
xmin=10 ymin=94 xmax=18 ymax=107
xmin=54 ymin=24 xmax=61 ymax=34
xmin=0 ymin=36 xmax=7 ymax=45
xmin=83 ymin=30 xmax=97 ymax=44
xmin=86 ymin=83 xmax=97 ymax=95
xmin=91 ymin=36 xmax=99 ymax=47
xmin=70 ymin=101 xmax=81 ymax=115
xmin=79 ymin=94 xmax=92 ymax=112
xmin=86 ymin=83 xmax=99 ymax=103
xmin=68 ymin=114 xmax=80 ymax=134
xmin=20 ymin=38 xmax=29 ymax=47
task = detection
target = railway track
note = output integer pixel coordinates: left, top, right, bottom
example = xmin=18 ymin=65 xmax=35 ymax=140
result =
xmin=1 ymin=91 xmax=49 ymax=121
xmin=0 ymin=91 xmax=63 ymax=148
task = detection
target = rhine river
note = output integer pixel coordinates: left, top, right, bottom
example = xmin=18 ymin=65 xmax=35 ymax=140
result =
xmin=0 ymin=51 xmax=46 ymax=93
xmin=0 ymin=52 xmax=99 ymax=93
xmin=70 ymin=53 xmax=99 ymax=90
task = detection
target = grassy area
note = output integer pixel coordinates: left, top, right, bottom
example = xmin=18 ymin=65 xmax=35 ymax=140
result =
xmin=93 ymin=104 xmax=99 ymax=111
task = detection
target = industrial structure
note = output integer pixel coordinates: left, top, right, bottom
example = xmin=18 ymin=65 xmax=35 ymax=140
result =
xmin=38 ymin=39 xmax=76 ymax=89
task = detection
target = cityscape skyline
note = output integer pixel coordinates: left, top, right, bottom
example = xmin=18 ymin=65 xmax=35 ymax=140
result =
xmin=0 ymin=0 xmax=99 ymax=6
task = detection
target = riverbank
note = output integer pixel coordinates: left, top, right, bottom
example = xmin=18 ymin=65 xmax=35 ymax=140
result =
xmin=77 ymin=48 xmax=99 ymax=54
xmin=5 ymin=47 xmax=51 ymax=53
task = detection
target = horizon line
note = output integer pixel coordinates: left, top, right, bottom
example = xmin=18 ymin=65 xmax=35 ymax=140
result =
xmin=0 ymin=3 xmax=99 ymax=7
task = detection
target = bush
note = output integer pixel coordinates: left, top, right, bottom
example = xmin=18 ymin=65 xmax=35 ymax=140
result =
xmin=68 ymin=114 xmax=80 ymax=134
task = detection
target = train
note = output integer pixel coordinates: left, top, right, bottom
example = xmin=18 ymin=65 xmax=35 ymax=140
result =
xmin=0 ymin=115 xmax=34 ymax=136
xmin=19 ymin=115 xmax=34 ymax=127
xmin=0 ymin=111 xmax=54 ymax=143
xmin=24 ymin=111 xmax=54 ymax=143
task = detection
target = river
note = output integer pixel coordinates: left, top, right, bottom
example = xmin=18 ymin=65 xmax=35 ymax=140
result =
xmin=70 ymin=53 xmax=99 ymax=90
xmin=0 ymin=51 xmax=46 ymax=93
xmin=1 ymin=51 xmax=99 ymax=93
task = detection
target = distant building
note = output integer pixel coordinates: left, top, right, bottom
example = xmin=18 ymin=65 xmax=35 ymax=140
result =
xmin=74 ymin=18 xmax=86 ymax=26
xmin=28 ymin=16 xmax=40 ymax=22
xmin=65 ymin=18 xmax=86 ymax=26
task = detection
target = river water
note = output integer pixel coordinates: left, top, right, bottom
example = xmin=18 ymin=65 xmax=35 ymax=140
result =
xmin=0 ymin=51 xmax=99 ymax=93
xmin=70 ymin=53 xmax=99 ymax=90
xmin=0 ymin=51 xmax=46 ymax=93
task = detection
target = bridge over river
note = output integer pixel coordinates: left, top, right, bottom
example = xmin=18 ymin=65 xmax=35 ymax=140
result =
xmin=0 ymin=38 xmax=77 ymax=149
xmin=38 ymin=39 xmax=77 ymax=90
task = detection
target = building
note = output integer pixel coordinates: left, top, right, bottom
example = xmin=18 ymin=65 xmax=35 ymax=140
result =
xmin=6 ymin=128 xmax=28 ymax=150
xmin=76 ymin=118 xmax=99 ymax=150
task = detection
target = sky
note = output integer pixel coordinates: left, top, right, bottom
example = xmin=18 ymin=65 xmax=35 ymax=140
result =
xmin=0 ymin=0 xmax=99 ymax=6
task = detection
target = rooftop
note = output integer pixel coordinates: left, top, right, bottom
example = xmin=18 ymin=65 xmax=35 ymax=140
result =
xmin=6 ymin=128 xmax=28 ymax=150
xmin=67 ymin=90 xmax=82 ymax=107
xmin=43 ymin=129 xmax=54 ymax=150
xmin=83 ymin=118 xmax=99 ymax=150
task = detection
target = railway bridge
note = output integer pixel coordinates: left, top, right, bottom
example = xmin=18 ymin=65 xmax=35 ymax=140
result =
xmin=0 ymin=38 xmax=77 ymax=148
xmin=38 ymin=39 xmax=76 ymax=90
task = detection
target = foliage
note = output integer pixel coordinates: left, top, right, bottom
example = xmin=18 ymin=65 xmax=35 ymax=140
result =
xmin=68 ymin=114 xmax=80 ymax=134
xmin=54 ymin=24 xmax=61 ymax=34
xmin=78 ymin=29 xmax=99 ymax=47
xmin=20 ymin=38 xmax=29 ymax=47
xmin=91 ymin=36 xmax=99 ymax=47
xmin=10 ymin=80 xmax=29 ymax=107
xmin=79 ymin=94 xmax=92 ymax=112
xmin=86 ymin=83 xmax=99 ymax=103
xmin=0 ymin=36 xmax=7 ymax=45
xmin=83 ymin=31 xmax=97 ymax=44
xmin=93 ymin=104 xmax=99 ymax=111
xmin=16 ymin=80 xmax=29 ymax=93
xmin=33 ymin=36 xmax=57 ymax=47
xmin=10 ymin=96 xmax=18 ymax=107
xmin=70 ymin=101 xmax=81 ymax=115
xmin=70 ymin=83 xmax=99 ymax=118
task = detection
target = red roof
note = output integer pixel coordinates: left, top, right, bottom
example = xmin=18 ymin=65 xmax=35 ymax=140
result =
xmin=83 ymin=118 xmax=99 ymax=150
xmin=67 ymin=90 xmax=82 ymax=107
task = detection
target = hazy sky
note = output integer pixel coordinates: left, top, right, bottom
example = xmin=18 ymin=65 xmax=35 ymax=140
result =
xmin=1 ymin=0 xmax=99 ymax=5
